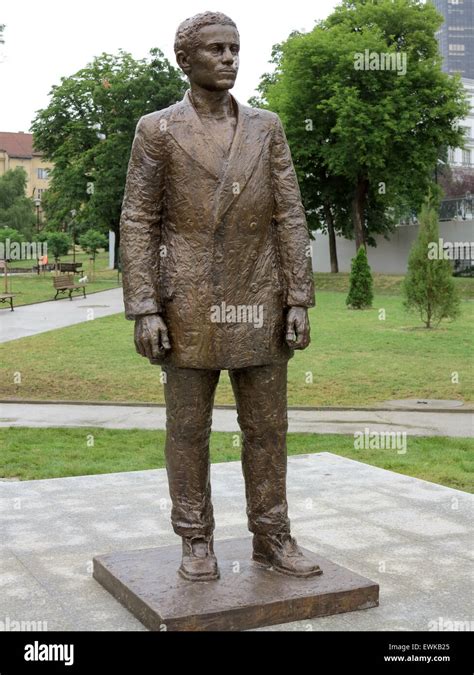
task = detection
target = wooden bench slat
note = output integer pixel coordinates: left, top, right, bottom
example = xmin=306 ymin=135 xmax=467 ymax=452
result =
xmin=53 ymin=274 xmax=86 ymax=301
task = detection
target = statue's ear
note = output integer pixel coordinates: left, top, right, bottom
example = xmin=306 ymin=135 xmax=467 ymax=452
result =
xmin=176 ymin=50 xmax=191 ymax=76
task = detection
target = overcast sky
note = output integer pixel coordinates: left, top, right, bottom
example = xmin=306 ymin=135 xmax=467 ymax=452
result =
xmin=0 ymin=0 xmax=338 ymax=133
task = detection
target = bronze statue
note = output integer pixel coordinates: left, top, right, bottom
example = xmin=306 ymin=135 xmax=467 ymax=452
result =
xmin=120 ymin=11 xmax=321 ymax=582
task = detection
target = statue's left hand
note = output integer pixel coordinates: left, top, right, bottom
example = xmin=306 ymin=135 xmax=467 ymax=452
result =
xmin=285 ymin=306 xmax=311 ymax=350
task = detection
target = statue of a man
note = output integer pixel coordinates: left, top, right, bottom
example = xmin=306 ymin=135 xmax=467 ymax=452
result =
xmin=120 ymin=11 xmax=321 ymax=581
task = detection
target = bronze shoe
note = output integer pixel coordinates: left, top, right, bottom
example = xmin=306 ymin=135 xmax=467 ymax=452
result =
xmin=252 ymin=533 xmax=323 ymax=578
xmin=178 ymin=536 xmax=220 ymax=582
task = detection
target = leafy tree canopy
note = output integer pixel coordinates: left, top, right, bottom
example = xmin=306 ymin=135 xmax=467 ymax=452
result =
xmin=31 ymin=49 xmax=187 ymax=261
xmin=252 ymin=0 xmax=469 ymax=251
xmin=79 ymin=229 xmax=108 ymax=260
xmin=0 ymin=168 xmax=36 ymax=237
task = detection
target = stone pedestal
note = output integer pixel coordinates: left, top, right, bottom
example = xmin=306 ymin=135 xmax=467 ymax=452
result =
xmin=93 ymin=538 xmax=379 ymax=631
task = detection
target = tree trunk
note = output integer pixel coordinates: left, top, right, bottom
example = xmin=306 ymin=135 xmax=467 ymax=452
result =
xmin=114 ymin=224 xmax=120 ymax=270
xmin=323 ymin=203 xmax=339 ymax=273
xmin=352 ymin=177 xmax=368 ymax=251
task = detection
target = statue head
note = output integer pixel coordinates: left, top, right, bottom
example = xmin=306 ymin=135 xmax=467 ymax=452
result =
xmin=174 ymin=11 xmax=240 ymax=91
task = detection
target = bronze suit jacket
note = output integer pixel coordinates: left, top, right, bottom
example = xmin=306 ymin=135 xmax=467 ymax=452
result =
xmin=120 ymin=90 xmax=315 ymax=370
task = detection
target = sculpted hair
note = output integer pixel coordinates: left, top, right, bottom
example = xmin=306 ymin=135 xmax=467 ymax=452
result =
xmin=174 ymin=11 xmax=238 ymax=56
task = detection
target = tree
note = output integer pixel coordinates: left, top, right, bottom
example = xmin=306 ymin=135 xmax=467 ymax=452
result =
xmin=79 ymin=228 xmax=108 ymax=259
xmin=79 ymin=228 xmax=108 ymax=280
xmin=46 ymin=232 xmax=71 ymax=264
xmin=0 ymin=168 xmax=36 ymax=237
xmin=0 ymin=227 xmax=25 ymax=245
xmin=252 ymin=0 xmax=469 ymax=254
xmin=31 ymin=49 xmax=186 ymax=267
xmin=346 ymin=246 xmax=373 ymax=309
xmin=402 ymin=200 xmax=460 ymax=328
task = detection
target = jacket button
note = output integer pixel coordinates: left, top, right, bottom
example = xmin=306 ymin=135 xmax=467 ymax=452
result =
xmin=251 ymin=251 xmax=258 ymax=260
xmin=215 ymin=252 xmax=224 ymax=262
xmin=250 ymin=283 xmax=258 ymax=293
xmin=249 ymin=221 xmax=257 ymax=230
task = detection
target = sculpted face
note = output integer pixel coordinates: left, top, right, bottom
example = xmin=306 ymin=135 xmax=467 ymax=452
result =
xmin=177 ymin=24 xmax=240 ymax=91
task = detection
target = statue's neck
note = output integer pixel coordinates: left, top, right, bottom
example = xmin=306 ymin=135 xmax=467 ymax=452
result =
xmin=189 ymin=86 xmax=235 ymax=120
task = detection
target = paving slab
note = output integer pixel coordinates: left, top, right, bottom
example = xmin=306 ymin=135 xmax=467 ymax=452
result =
xmin=0 ymin=288 xmax=123 ymax=343
xmin=0 ymin=453 xmax=471 ymax=631
xmin=0 ymin=401 xmax=472 ymax=437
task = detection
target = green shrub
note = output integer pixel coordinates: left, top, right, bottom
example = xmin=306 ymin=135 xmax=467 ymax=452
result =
xmin=402 ymin=202 xmax=460 ymax=328
xmin=346 ymin=246 xmax=373 ymax=309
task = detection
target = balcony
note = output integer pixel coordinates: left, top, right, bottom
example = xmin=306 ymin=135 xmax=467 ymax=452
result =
xmin=397 ymin=196 xmax=473 ymax=225
xmin=439 ymin=196 xmax=474 ymax=221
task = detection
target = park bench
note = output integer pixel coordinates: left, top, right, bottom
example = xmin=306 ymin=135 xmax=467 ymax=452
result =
xmin=57 ymin=262 xmax=83 ymax=274
xmin=0 ymin=260 xmax=15 ymax=310
xmin=53 ymin=274 xmax=87 ymax=301
xmin=0 ymin=293 xmax=14 ymax=311
xmin=34 ymin=262 xmax=83 ymax=274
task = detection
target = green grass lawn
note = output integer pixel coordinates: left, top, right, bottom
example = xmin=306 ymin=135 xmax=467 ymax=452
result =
xmin=0 ymin=283 xmax=472 ymax=406
xmin=0 ymin=428 xmax=472 ymax=491
xmin=2 ymin=250 xmax=120 ymax=306
xmin=314 ymin=272 xmax=474 ymax=299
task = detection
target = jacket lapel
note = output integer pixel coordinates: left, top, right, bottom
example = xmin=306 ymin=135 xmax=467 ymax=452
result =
xmin=167 ymin=90 xmax=225 ymax=179
xmin=167 ymin=90 xmax=272 ymax=224
xmin=213 ymin=103 xmax=272 ymax=225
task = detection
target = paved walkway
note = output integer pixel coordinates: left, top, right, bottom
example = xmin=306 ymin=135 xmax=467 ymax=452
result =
xmin=0 ymin=402 xmax=472 ymax=436
xmin=0 ymin=288 xmax=471 ymax=438
xmin=0 ymin=454 xmax=471 ymax=631
xmin=0 ymin=288 xmax=124 ymax=343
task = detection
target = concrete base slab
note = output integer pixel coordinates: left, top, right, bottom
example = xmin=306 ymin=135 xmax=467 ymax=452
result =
xmin=93 ymin=537 xmax=379 ymax=631
xmin=0 ymin=454 xmax=471 ymax=631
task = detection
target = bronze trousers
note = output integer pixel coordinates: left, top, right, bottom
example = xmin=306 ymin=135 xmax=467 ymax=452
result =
xmin=162 ymin=362 xmax=291 ymax=539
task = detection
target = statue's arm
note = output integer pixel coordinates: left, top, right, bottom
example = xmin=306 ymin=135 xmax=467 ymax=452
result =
xmin=270 ymin=114 xmax=315 ymax=350
xmin=120 ymin=116 xmax=171 ymax=359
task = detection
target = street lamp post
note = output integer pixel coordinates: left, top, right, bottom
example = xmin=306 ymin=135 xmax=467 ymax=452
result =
xmin=34 ymin=198 xmax=41 ymax=275
xmin=70 ymin=209 xmax=77 ymax=264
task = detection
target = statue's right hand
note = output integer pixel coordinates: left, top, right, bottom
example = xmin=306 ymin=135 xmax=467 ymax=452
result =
xmin=134 ymin=314 xmax=171 ymax=360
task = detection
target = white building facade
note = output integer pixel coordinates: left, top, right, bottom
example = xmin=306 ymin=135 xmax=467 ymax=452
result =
xmin=312 ymin=78 xmax=474 ymax=275
xmin=449 ymin=78 xmax=474 ymax=168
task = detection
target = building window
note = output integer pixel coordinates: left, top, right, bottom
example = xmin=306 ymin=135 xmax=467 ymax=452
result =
xmin=448 ymin=148 xmax=456 ymax=163
xmin=36 ymin=188 xmax=47 ymax=199
xmin=462 ymin=149 xmax=472 ymax=166
xmin=37 ymin=168 xmax=49 ymax=180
